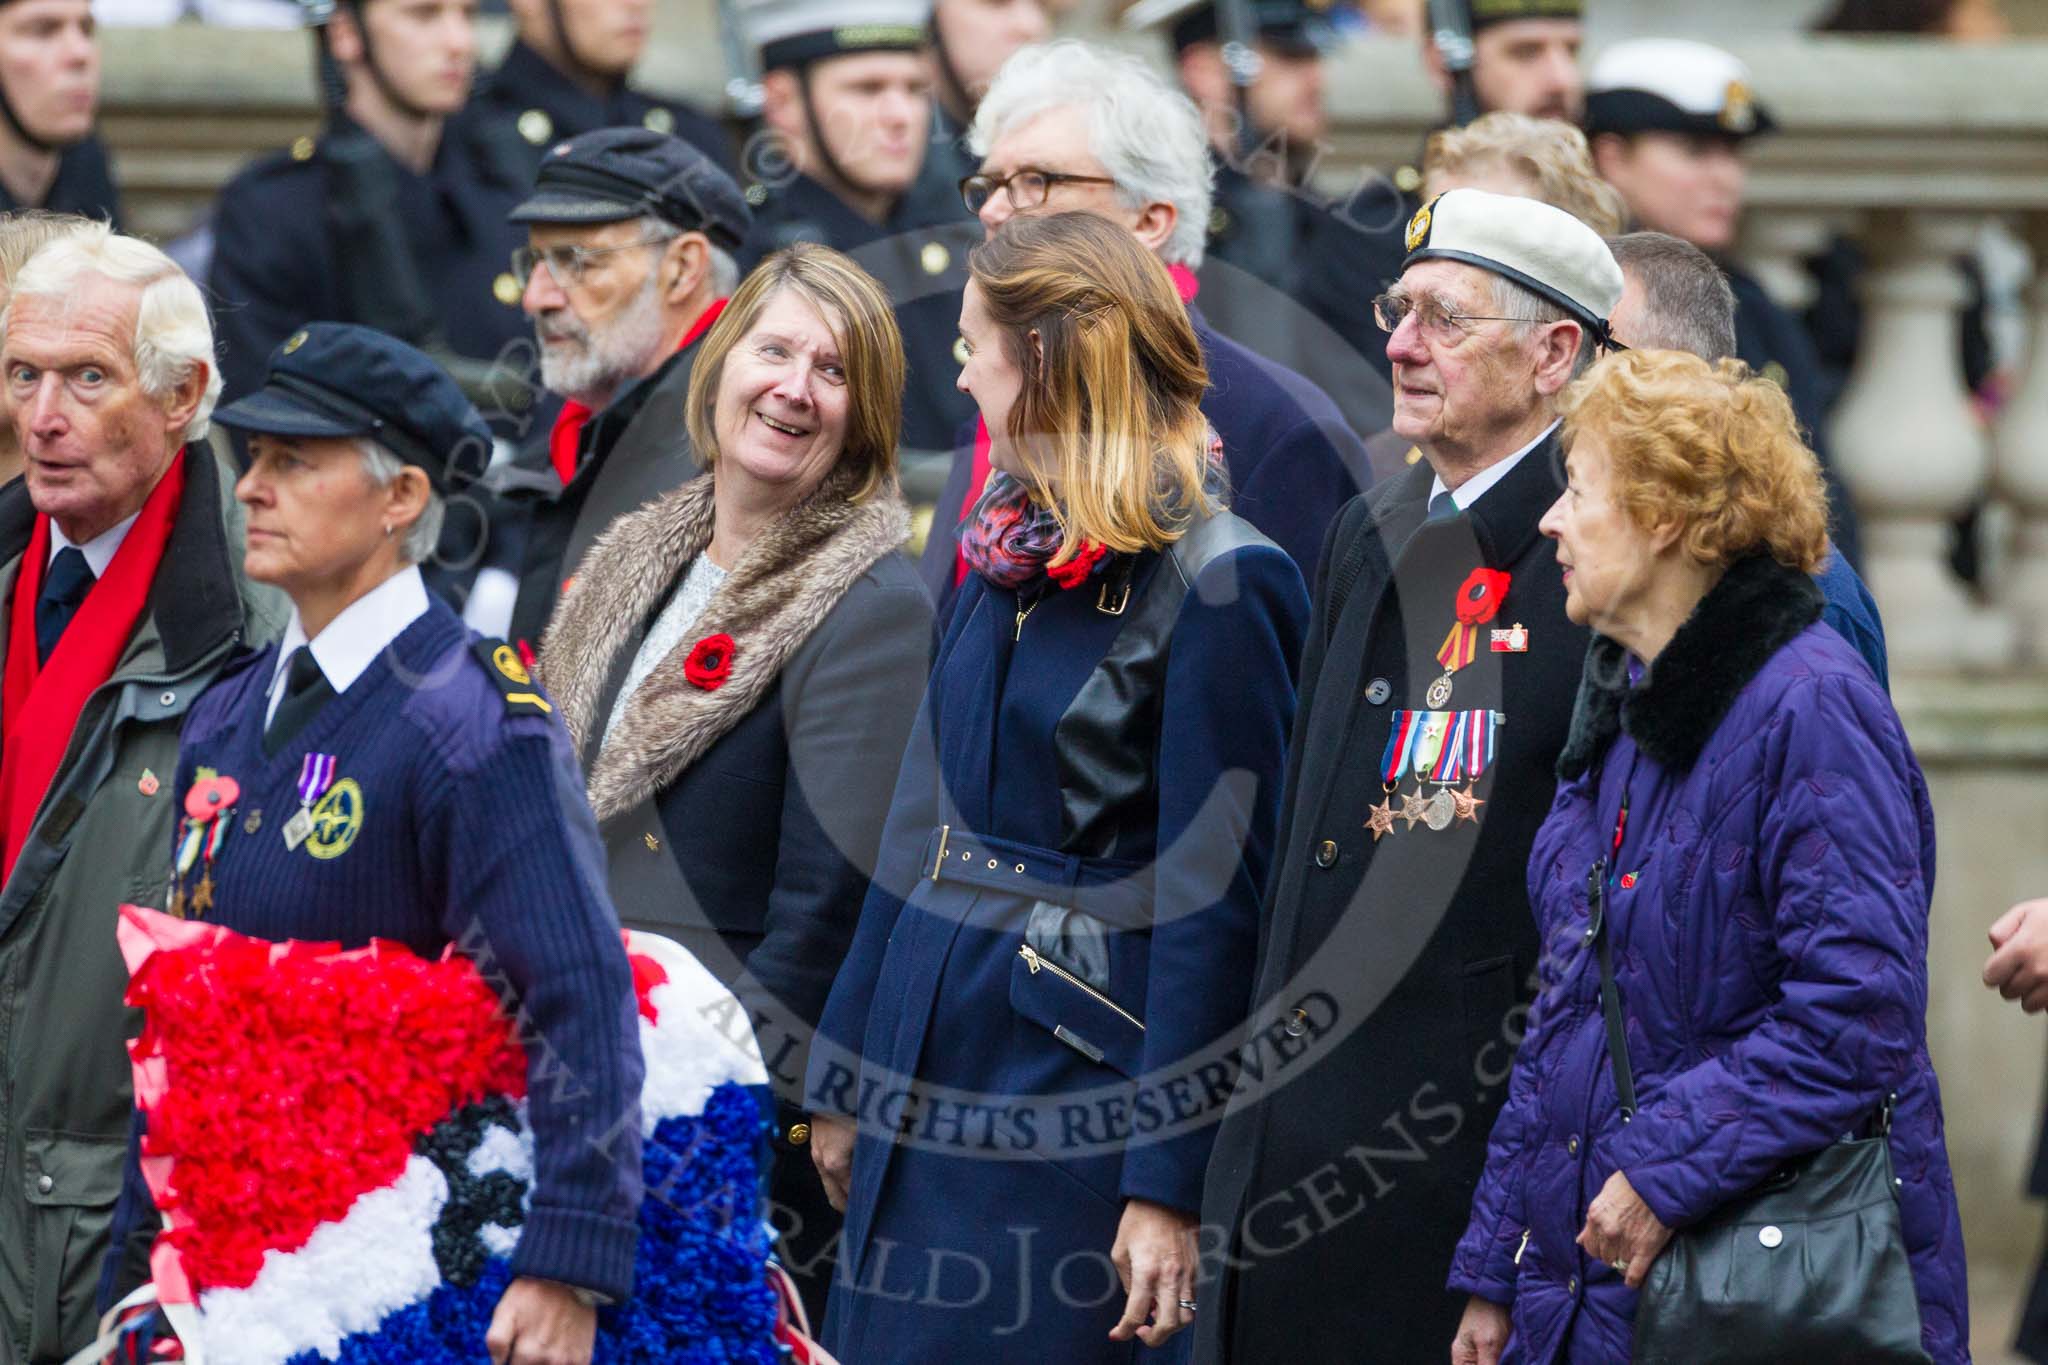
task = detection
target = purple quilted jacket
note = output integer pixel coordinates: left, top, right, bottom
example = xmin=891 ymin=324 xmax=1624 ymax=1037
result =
xmin=1448 ymin=557 xmax=1968 ymax=1364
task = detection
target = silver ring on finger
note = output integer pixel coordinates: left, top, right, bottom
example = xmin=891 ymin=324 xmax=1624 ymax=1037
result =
xmin=1611 ymin=1260 xmax=1630 ymax=1274
xmin=1178 ymin=1300 xmax=1198 ymax=1311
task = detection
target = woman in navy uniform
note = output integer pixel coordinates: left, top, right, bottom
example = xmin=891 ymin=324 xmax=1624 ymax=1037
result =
xmin=102 ymin=324 xmax=643 ymax=1365
xmin=805 ymin=212 xmax=1308 ymax=1361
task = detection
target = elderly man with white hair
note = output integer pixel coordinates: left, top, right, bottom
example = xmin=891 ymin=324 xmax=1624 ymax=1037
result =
xmin=0 ymin=225 xmax=282 ymax=1363
xmin=1195 ymin=189 xmax=1620 ymax=1365
xmin=916 ymin=38 xmax=1367 ymax=604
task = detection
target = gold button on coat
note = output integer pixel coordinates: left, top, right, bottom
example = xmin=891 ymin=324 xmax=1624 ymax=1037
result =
xmin=643 ymin=107 xmax=675 ymax=135
xmin=290 ymin=136 xmax=316 ymax=162
xmin=493 ymin=272 xmax=522 ymax=306
xmin=787 ymin=1122 xmax=811 ymax=1146
xmin=919 ymin=241 xmax=950 ymax=275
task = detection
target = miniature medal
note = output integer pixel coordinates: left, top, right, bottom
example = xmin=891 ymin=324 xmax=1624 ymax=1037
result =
xmin=1431 ymin=567 xmax=1513 ymax=707
xmin=284 ymin=752 xmax=338 ymax=852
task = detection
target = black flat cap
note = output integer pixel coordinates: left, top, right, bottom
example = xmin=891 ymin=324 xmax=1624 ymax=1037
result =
xmin=213 ymin=323 xmax=494 ymax=496
xmin=508 ymin=126 xmax=751 ymax=249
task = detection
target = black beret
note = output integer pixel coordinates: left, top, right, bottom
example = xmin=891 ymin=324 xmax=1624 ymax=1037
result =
xmin=508 ymin=127 xmax=751 ymax=250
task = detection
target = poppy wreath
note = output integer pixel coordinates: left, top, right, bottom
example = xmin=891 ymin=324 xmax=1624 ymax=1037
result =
xmin=113 ymin=905 xmax=779 ymax=1365
xmin=684 ymin=633 xmax=738 ymax=691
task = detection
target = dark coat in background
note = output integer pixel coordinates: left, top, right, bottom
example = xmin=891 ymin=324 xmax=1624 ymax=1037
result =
xmin=539 ymin=468 xmax=930 ymax=1325
xmin=1196 ymin=434 xmax=1589 ymax=1365
xmin=207 ymin=115 xmax=532 ymax=433
xmin=1451 ymin=555 xmax=1966 ymax=1363
xmin=464 ymin=39 xmax=737 ymax=177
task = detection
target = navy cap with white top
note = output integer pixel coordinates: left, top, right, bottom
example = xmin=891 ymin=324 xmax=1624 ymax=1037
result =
xmin=213 ymin=323 xmax=495 ymax=496
xmin=1401 ymin=187 xmax=1624 ymax=345
xmin=736 ymin=0 xmax=932 ymax=72
xmin=1585 ymin=39 xmax=1777 ymax=141
xmin=1120 ymin=0 xmax=1338 ymax=58
xmin=508 ymin=126 xmax=752 ymax=249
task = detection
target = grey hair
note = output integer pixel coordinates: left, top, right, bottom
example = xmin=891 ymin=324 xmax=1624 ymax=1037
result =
xmin=354 ymin=439 xmax=446 ymax=566
xmin=634 ymin=215 xmax=738 ymax=296
xmin=1489 ymin=275 xmax=1600 ymax=378
xmin=2 ymin=224 xmax=222 ymax=442
xmin=969 ymin=40 xmax=1215 ymax=268
xmin=1604 ymin=231 xmax=1738 ymax=362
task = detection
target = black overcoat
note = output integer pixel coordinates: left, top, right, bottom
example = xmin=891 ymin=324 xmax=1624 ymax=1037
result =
xmin=1195 ymin=432 xmax=1591 ymax=1364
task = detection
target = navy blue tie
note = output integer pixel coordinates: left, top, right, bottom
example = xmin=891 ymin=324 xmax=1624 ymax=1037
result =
xmin=35 ymin=547 xmax=94 ymax=665
xmin=265 ymin=646 xmax=336 ymax=757
xmin=1426 ymin=490 xmax=1460 ymax=524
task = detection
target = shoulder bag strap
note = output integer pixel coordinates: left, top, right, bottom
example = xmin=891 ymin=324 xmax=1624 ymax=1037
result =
xmin=1587 ymin=857 xmax=1638 ymax=1123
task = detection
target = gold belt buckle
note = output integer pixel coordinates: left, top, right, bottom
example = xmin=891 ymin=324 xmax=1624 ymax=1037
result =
xmin=930 ymin=824 xmax=951 ymax=881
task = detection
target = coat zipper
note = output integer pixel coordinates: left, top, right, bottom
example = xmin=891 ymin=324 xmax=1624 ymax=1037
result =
xmin=1514 ymin=1228 xmax=1531 ymax=1265
xmin=1018 ymin=943 xmax=1145 ymax=1031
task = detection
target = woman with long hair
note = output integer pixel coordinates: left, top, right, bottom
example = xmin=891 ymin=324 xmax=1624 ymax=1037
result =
xmin=804 ymin=211 xmax=1310 ymax=1361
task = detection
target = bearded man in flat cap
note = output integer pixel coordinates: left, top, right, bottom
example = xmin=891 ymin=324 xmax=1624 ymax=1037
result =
xmin=1196 ymin=189 xmax=1622 ymax=1364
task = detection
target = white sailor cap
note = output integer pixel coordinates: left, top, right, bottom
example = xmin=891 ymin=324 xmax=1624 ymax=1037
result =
xmin=737 ymin=0 xmax=932 ymax=72
xmin=1585 ymin=39 xmax=1776 ymax=140
xmin=1401 ymin=188 xmax=1624 ymax=344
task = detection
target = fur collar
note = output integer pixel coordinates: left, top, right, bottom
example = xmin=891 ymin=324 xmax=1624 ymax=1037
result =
xmin=1556 ymin=553 xmax=1822 ymax=780
xmin=538 ymin=465 xmax=909 ymax=823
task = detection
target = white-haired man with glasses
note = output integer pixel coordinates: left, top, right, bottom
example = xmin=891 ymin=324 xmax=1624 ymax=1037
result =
xmin=918 ymin=38 xmax=1368 ymax=605
xmin=1197 ymin=188 xmax=1622 ymax=1365
xmin=462 ymin=126 xmax=749 ymax=652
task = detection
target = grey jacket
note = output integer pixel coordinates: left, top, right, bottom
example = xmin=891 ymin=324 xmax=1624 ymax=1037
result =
xmin=0 ymin=446 xmax=284 ymax=1365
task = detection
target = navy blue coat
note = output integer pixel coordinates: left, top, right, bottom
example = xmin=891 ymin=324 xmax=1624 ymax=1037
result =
xmin=917 ymin=312 xmax=1367 ymax=606
xmin=463 ymin=40 xmax=736 ymax=177
xmin=807 ymin=513 xmax=1308 ymax=1361
xmin=207 ymin=116 xmax=532 ymax=430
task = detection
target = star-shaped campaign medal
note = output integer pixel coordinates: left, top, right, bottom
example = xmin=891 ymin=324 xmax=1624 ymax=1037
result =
xmin=1399 ymin=788 xmax=1430 ymax=831
xmin=1366 ymin=794 xmax=1397 ymax=842
xmin=1453 ymin=782 xmax=1486 ymax=823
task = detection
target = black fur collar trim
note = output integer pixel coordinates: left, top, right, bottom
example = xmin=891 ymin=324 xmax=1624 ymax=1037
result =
xmin=1556 ymin=553 xmax=1823 ymax=780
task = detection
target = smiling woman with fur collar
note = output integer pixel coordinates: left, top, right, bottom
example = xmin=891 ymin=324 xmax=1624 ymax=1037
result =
xmin=536 ymin=242 xmax=932 ymax=1324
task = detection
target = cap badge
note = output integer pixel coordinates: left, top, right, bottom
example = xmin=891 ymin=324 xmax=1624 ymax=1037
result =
xmin=643 ymin=107 xmax=676 ymax=135
xmin=1720 ymin=79 xmax=1756 ymax=134
xmin=1405 ymin=199 xmax=1434 ymax=253
xmin=919 ymin=241 xmax=951 ymax=276
xmin=518 ymin=109 xmax=554 ymax=146
xmin=282 ymin=330 xmax=309 ymax=355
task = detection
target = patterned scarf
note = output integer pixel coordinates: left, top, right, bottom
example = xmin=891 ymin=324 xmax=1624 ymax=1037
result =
xmin=959 ymin=429 xmax=1228 ymax=591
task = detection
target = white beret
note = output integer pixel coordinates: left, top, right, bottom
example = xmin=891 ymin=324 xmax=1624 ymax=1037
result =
xmin=1585 ymin=39 xmax=1775 ymax=139
xmin=1401 ymin=187 xmax=1624 ymax=342
xmin=736 ymin=0 xmax=932 ymax=70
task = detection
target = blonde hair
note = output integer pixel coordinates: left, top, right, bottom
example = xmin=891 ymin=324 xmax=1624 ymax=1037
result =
xmin=685 ymin=242 xmax=903 ymax=504
xmin=968 ymin=212 xmax=1214 ymax=563
xmin=1425 ymin=113 xmax=1627 ymax=237
xmin=1559 ymin=349 xmax=1830 ymax=574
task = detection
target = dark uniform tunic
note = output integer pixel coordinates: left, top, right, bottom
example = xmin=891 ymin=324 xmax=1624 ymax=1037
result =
xmin=1196 ymin=436 xmax=1590 ymax=1365
xmin=207 ymin=115 xmax=533 ymax=433
xmin=465 ymin=39 xmax=737 ymax=177
xmin=145 ymin=597 xmax=646 ymax=1301
xmin=740 ymin=170 xmax=980 ymax=475
xmin=0 ymin=134 xmax=121 ymax=224
xmin=1293 ymin=173 xmax=1417 ymax=385
xmin=808 ymin=513 xmax=1308 ymax=1363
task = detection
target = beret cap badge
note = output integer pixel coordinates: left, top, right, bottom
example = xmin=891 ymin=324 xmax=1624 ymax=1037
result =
xmin=282 ymin=331 xmax=308 ymax=355
xmin=1405 ymin=200 xmax=1435 ymax=254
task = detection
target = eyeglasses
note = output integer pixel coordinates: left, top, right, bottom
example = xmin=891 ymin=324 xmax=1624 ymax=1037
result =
xmin=510 ymin=234 xmax=674 ymax=288
xmin=1372 ymin=292 xmax=1537 ymax=346
xmin=960 ymin=167 xmax=1118 ymax=215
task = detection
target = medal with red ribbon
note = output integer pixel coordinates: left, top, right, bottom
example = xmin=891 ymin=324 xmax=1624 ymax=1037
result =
xmin=1428 ymin=567 xmax=1512 ymax=708
xmin=171 ymin=769 xmax=241 ymax=918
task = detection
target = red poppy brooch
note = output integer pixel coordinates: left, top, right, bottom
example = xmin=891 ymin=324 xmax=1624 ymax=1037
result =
xmin=684 ymin=633 xmax=737 ymax=691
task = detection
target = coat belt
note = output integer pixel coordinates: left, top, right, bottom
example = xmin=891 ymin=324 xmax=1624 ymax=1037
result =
xmin=919 ymin=824 xmax=1152 ymax=929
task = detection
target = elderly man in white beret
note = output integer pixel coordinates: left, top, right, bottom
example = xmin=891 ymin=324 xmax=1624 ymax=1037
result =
xmin=1195 ymin=189 xmax=1621 ymax=1365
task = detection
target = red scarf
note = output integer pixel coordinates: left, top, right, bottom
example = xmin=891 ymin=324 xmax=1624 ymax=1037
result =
xmin=1 ymin=450 xmax=188 ymax=878
xmin=952 ymin=265 xmax=1203 ymax=586
xmin=548 ymin=297 xmax=730 ymax=486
